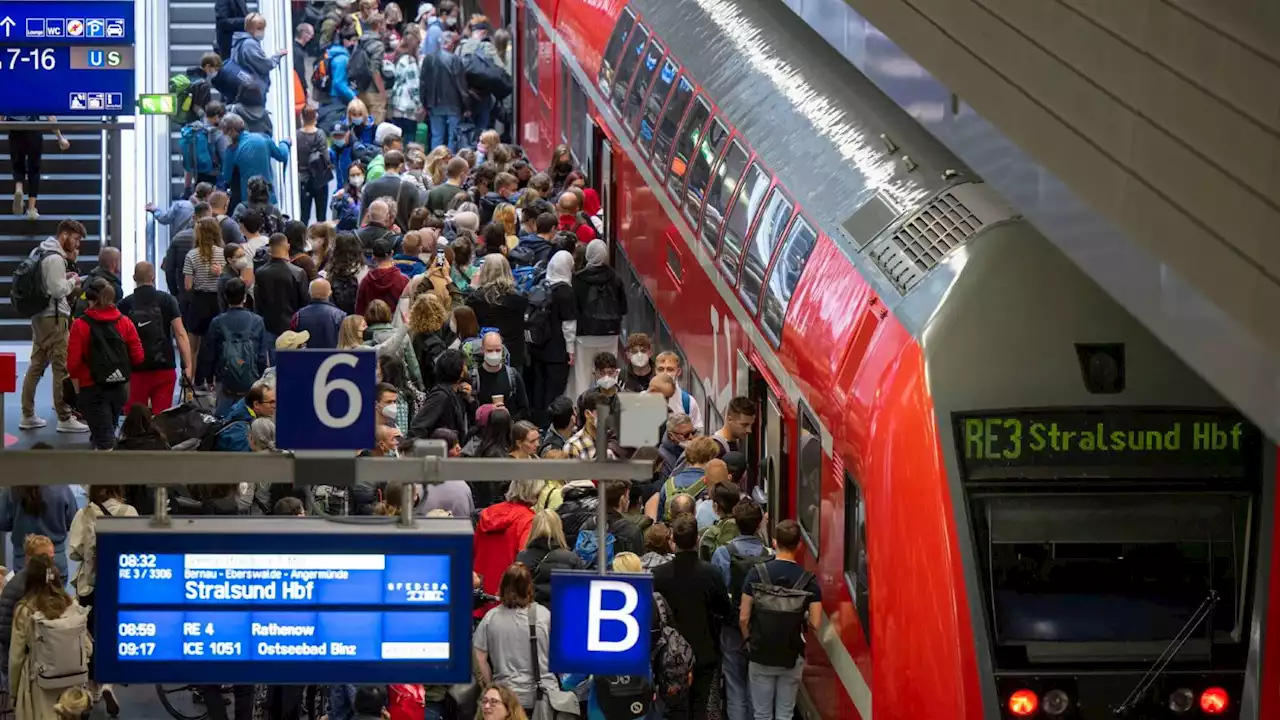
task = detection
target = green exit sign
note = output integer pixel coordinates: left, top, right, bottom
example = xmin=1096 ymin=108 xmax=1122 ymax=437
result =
xmin=137 ymin=94 xmax=175 ymax=115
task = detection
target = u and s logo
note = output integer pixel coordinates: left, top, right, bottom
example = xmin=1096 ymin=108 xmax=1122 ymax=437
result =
xmin=550 ymin=572 xmax=653 ymax=676
xmin=87 ymin=49 xmax=122 ymax=67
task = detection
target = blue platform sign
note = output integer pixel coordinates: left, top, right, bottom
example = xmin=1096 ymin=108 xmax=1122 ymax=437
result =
xmin=0 ymin=1 xmax=136 ymax=116
xmin=94 ymin=516 xmax=476 ymax=684
xmin=550 ymin=571 xmax=653 ymax=676
xmin=276 ymin=349 xmax=377 ymax=451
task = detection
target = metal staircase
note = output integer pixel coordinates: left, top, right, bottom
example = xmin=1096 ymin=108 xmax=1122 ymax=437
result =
xmin=0 ymin=131 xmax=103 ymax=341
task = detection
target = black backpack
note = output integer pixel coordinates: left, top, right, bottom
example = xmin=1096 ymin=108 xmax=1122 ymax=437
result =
xmin=127 ymin=295 xmax=173 ymax=372
xmin=301 ymin=130 xmax=333 ymax=183
xmin=10 ymin=249 xmax=58 ymax=318
xmin=523 ymin=281 xmax=556 ymax=348
xmin=347 ymin=35 xmax=381 ymax=91
xmin=329 ymin=273 xmax=359 ymax=315
xmin=595 ymin=674 xmax=653 ymax=720
xmin=585 ymin=277 xmax=622 ymax=324
xmin=85 ymin=316 xmax=132 ymax=385
xmin=463 ymin=48 xmax=512 ymax=101
xmin=727 ymin=545 xmax=773 ymax=608
xmin=746 ymin=563 xmax=815 ymax=669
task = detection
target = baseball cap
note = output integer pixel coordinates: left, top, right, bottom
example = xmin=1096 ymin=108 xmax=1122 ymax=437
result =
xmin=276 ymin=330 xmax=310 ymax=350
xmin=416 ymin=2 xmax=435 ymax=21
xmin=375 ymin=122 xmax=403 ymax=146
xmin=331 ymin=121 xmax=350 ymax=136
xmin=371 ymin=237 xmax=395 ymax=259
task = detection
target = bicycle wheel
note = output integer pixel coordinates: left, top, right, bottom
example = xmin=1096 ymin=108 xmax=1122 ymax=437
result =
xmin=155 ymin=684 xmax=209 ymax=720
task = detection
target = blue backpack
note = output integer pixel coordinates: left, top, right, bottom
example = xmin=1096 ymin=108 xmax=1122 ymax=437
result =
xmin=511 ymin=264 xmax=544 ymax=295
xmin=216 ymin=324 xmax=261 ymax=394
xmin=180 ymin=121 xmax=218 ymax=175
xmin=215 ymin=59 xmax=253 ymax=102
xmin=575 ymin=527 xmax=616 ymax=568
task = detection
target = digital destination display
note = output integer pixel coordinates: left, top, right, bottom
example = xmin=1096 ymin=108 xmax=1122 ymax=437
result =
xmin=956 ymin=409 xmax=1259 ymax=479
xmin=94 ymin=519 xmax=474 ymax=685
xmin=0 ymin=1 xmax=135 ymax=116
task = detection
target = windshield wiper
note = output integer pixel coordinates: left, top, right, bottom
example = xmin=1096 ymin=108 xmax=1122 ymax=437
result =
xmin=1113 ymin=590 xmax=1220 ymax=717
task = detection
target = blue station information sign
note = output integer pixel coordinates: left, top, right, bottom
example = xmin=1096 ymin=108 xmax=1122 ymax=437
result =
xmin=95 ymin=517 xmax=475 ymax=685
xmin=0 ymin=1 xmax=135 ymax=116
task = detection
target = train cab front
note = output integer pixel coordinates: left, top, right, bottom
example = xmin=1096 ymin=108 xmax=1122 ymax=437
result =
xmin=961 ymin=411 xmax=1262 ymax=720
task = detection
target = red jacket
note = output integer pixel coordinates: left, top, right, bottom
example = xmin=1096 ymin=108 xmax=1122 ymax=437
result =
xmin=67 ymin=306 xmax=145 ymax=388
xmin=356 ymin=265 xmax=409 ymax=316
xmin=559 ymin=213 xmax=597 ymax=244
xmin=472 ymin=500 xmax=535 ymax=617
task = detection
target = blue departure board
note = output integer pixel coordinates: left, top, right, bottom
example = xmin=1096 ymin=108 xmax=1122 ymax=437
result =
xmin=0 ymin=1 xmax=135 ymax=116
xmin=94 ymin=517 xmax=475 ymax=685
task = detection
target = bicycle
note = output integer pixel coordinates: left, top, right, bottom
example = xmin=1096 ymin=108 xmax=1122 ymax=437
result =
xmin=157 ymin=683 xmax=327 ymax=720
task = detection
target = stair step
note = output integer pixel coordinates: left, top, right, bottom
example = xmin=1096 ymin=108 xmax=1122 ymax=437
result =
xmin=0 ymin=175 xmax=104 ymax=195
xmin=0 ymin=216 xmax=103 ymax=238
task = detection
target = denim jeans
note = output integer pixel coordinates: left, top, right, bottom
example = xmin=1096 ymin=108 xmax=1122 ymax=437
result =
xmin=424 ymin=700 xmax=446 ymax=720
xmin=473 ymin=94 xmax=495 ymax=134
xmin=722 ymin=626 xmax=753 ymax=720
xmin=430 ymin=109 xmax=461 ymax=152
xmin=748 ymin=659 xmax=804 ymax=720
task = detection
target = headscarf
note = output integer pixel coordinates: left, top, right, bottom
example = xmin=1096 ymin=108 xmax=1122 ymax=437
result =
xmin=585 ymin=239 xmax=608 ymax=268
xmin=582 ymin=188 xmax=602 ymax=218
xmin=546 ymin=250 xmax=574 ymax=286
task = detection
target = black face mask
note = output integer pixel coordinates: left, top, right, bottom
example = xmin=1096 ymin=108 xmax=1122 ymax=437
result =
xmin=555 ymin=162 xmax=573 ymax=175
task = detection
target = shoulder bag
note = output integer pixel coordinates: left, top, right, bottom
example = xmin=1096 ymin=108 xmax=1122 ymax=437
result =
xmin=528 ymin=604 xmax=580 ymax=720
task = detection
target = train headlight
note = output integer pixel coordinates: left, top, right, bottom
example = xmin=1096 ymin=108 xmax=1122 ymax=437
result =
xmin=1042 ymin=689 xmax=1070 ymax=716
xmin=1008 ymin=689 xmax=1038 ymax=717
xmin=1200 ymin=687 xmax=1229 ymax=715
xmin=1168 ymin=688 xmax=1195 ymax=714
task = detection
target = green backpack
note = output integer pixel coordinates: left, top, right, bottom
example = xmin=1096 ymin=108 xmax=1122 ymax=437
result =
xmin=699 ymin=517 xmax=741 ymax=561
xmin=662 ymin=475 xmax=707 ymax=523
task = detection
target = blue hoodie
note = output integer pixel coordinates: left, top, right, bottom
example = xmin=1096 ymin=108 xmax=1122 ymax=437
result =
xmin=221 ymin=132 xmax=290 ymax=205
xmin=511 ymin=234 xmax=554 ymax=266
xmin=0 ymin=486 xmax=78 ymax=580
xmin=322 ymin=43 xmax=357 ymax=106
xmin=231 ymin=30 xmax=283 ymax=91
xmin=215 ymin=397 xmax=259 ymax=452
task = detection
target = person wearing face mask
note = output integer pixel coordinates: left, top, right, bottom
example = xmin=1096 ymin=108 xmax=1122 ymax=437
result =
xmin=658 ymin=412 xmax=696 ymax=480
xmin=572 ymin=351 xmax=622 ymax=446
xmin=470 ymin=331 xmax=529 ymax=423
xmin=564 ymin=388 xmax=617 ymax=461
xmin=231 ymin=14 xmax=288 ymax=93
xmin=621 ymin=332 xmax=655 ymax=393
xmin=570 ymin=239 xmax=626 ymax=398
xmin=329 ymin=158 xmax=366 ymax=231
xmin=375 ymin=383 xmax=403 ymax=431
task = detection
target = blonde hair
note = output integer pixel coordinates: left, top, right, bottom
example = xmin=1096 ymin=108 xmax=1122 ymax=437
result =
xmin=526 ymin=509 xmax=569 ymax=551
xmin=474 ymin=254 xmax=515 ymax=302
xmin=479 ymin=129 xmax=500 ymax=154
xmin=494 ymin=203 xmax=517 ymax=238
xmin=613 ymin=552 xmax=642 ymax=573
xmin=194 ymin=216 xmax=221 ymax=263
xmin=346 ymin=98 xmax=368 ymax=120
xmin=408 ymin=292 xmax=447 ymax=335
xmin=337 ymin=315 xmax=366 ymax=350
xmin=505 ymin=478 xmax=546 ymax=506
xmin=54 ymin=687 xmax=92 ymax=719
xmin=426 ymin=146 xmax=452 ymax=185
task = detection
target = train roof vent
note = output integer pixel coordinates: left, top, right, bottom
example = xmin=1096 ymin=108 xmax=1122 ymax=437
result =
xmin=865 ymin=183 xmax=1012 ymax=294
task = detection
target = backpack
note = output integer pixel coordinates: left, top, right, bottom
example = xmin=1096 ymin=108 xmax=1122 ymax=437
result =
xmin=574 ymin=526 xmax=615 ymax=568
xmin=468 ymin=365 xmax=519 ymax=401
xmin=661 ymin=476 xmax=707 ymax=522
xmin=196 ymin=417 xmax=247 ymax=452
xmin=329 ymin=272 xmax=359 ymax=314
xmin=10 ymin=249 xmax=58 ymax=318
xmin=387 ymin=684 xmax=425 ymax=720
xmin=524 ymin=281 xmax=556 ymax=347
xmin=595 ymin=674 xmax=653 ymax=720
xmin=171 ymin=75 xmax=209 ymax=125
xmin=180 ymin=121 xmax=219 ymax=176
xmin=312 ymin=47 xmax=335 ymax=94
xmin=650 ymin=594 xmax=694 ymax=701
xmin=29 ymin=604 xmax=91 ymax=690
xmin=463 ymin=48 xmax=512 ymax=100
xmin=699 ymin=518 xmax=741 ymax=561
xmin=126 ymin=294 xmax=173 ymax=372
xmin=301 ymin=131 xmax=333 ymax=184
xmin=727 ymin=543 xmax=773 ymax=607
xmin=747 ymin=563 xmax=815 ymax=669
xmin=217 ymin=58 xmax=253 ymax=102
xmin=348 ymin=35 xmax=381 ymax=91
xmin=507 ymin=242 xmax=539 ymax=268
xmin=215 ymin=322 xmax=260 ymax=394
xmin=511 ymin=263 xmax=544 ymax=295
xmin=679 ymin=390 xmax=691 ymax=415
xmin=585 ymin=278 xmax=622 ymax=325
xmin=85 ymin=316 xmax=132 ymax=385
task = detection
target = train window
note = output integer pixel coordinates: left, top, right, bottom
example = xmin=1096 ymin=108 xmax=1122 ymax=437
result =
xmin=797 ymin=407 xmax=822 ymax=554
xmin=739 ymin=189 xmax=795 ymax=314
xmin=597 ymin=8 xmax=636 ymax=98
xmin=666 ymin=97 xmax=711 ymax=199
xmin=682 ymin=119 xmax=730 ymax=224
xmin=700 ymin=140 xmax=749 ymax=253
xmin=652 ymin=74 xmax=693 ymax=166
xmin=570 ymin=78 xmax=588 ymax=167
xmin=610 ymin=25 xmax=650 ymax=114
xmin=560 ymin=59 xmax=571 ymax=145
xmin=638 ymin=58 xmax=679 ymax=157
xmin=718 ymin=162 xmax=769 ymax=280
xmin=761 ymin=218 xmax=818 ymax=346
xmin=844 ymin=471 xmax=870 ymax=645
xmin=623 ymin=39 xmax=665 ymax=135
xmin=616 ymin=245 xmax=657 ymax=339
xmin=657 ymin=318 xmax=673 ymax=356
xmin=523 ymin=4 xmax=539 ymax=94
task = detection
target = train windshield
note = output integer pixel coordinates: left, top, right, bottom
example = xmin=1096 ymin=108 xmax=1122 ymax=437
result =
xmin=976 ymin=493 xmax=1250 ymax=662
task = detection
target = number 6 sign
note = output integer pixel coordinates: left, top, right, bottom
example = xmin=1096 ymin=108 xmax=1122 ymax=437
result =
xmin=276 ymin=350 xmax=378 ymax=451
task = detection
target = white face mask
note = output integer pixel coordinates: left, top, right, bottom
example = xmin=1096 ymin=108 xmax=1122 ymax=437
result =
xmin=630 ymin=352 xmax=649 ymax=368
xmin=596 ymin=375 xmax=618 ymax=390
xmin=380 ymin=403 xmax=398 ymax=421
xmin=483 ymin=351 xmax=504 ymax=368
xmin=231 ymin=257 xmax=251 ymax=271
xmin=350 ymin=175 xmax=365 ymax=187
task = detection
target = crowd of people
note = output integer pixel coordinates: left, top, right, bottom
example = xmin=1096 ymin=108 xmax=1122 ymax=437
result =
xmin=2 ymin=1 xmax=819 ymax=719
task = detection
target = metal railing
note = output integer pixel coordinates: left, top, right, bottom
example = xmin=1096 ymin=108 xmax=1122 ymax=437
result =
xmin=261 ymin=0 xmax=300 ymax=221
xmin=134 ymin=0 xmax=170 ymax=293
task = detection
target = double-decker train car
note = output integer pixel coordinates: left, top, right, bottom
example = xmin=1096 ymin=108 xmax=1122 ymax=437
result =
xmin=506 ymin=0 xmax=1280 ymax=717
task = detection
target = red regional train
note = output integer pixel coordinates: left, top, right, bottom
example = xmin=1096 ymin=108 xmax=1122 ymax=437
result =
xmin=492 ymin=0 xmax=1280 ymax=717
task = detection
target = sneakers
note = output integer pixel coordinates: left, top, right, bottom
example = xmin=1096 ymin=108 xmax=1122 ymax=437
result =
xmin=25 ymin=207 xmax=39 ymax=221
xmin=56 ymin=417 xmax=89 ymax=433
xmin=17 ymin=415 xmax=47 ymax=430
xmin=11 ymin=188 xmax=21 ymax=215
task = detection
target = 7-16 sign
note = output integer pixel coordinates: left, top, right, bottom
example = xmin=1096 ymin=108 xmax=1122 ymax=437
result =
xmin=276 ymin=350 xmax=377 ymax=451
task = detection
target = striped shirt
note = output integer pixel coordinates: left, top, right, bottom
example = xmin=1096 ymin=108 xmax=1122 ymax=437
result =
xmin=183 ymin=247 xmax=225 ymax=292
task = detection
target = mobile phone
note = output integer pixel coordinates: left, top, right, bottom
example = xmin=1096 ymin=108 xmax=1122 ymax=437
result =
xmin=435 ymin=248 xmax=446 ymax=267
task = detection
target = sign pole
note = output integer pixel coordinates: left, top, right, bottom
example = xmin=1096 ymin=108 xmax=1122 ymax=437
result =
xmin=595 ymin=401 xmax=609 ymax=575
